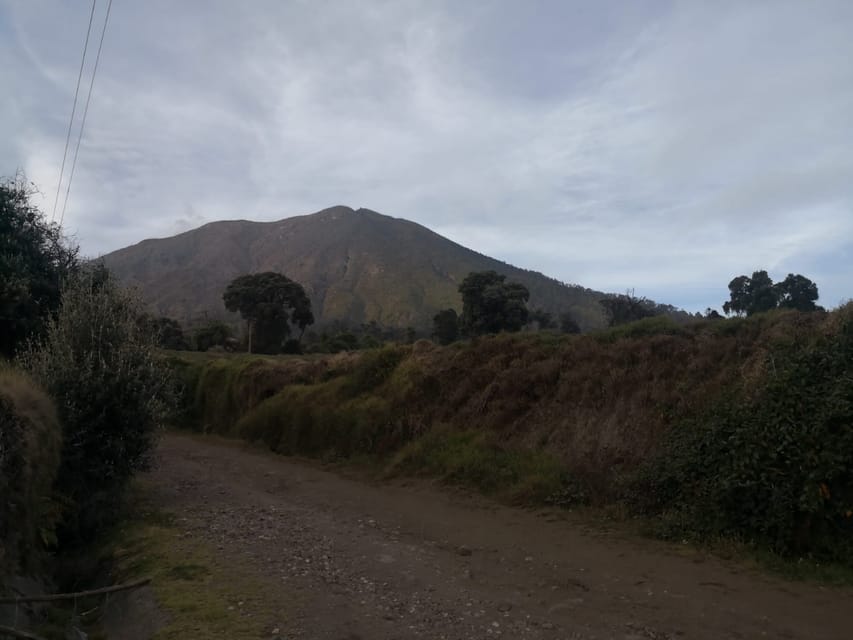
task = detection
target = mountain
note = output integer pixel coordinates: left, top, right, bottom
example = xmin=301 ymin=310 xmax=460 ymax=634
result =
xmin=101 ymin=206 xmax=609 ymax=331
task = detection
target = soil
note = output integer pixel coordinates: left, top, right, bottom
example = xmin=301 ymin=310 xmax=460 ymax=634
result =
xmin=142 ymin=433 xmax=850 ymax=640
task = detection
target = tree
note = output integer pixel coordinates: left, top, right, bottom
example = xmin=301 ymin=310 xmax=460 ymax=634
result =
xmin=559 ymin=311 xmax=581 ymax=334
xmin=599 ymin=291 xmax=656 ymax=327
xmin=774 ymin=273 xmax=821 ymax=312
xmin=458 ymin=271 xmax=530 ymax=336
xmin=723 ymin=270 xmax=821 ymax=316
xmin=142 ymin=315 xmax=189 ymax=350
xmin=20 ymin=266 xmax=171 ymax=543
xmin=432 ymin=308 xmax=459 ymax=345
xmin=223 ymin=272 xmax=314 ymax=354
xmin=193 ymin=320 xmax=233 ymax=352
xmin=1 ymin=173 xmax=79 ymax=356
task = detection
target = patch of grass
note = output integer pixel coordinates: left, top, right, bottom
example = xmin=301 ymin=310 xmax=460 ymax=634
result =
xmin=106 ymin=486 xmax=292 ymax=639
xmin=386 ymin=427 xmax=582 ymax=505
xmin=592 ymin=315 xmax=691 ymax=342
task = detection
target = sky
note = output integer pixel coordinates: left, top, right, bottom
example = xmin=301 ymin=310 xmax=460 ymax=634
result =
xmin=1 ymin=0 xmax=851 ymax=312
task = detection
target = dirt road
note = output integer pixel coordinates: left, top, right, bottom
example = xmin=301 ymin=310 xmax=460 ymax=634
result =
xmin=144 ymin=433 xmax=849 ymax=639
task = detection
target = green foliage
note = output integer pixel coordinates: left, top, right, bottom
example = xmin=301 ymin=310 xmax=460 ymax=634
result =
xmin=599 ymin=291 xmax=657 ymax=327
xmin=345 ymin=346 xmax=406 ymax=396
xmin=0 ymin=173 xmax=79 ymax=357
xmin=223 ymin=272 xmax=314 ymax=353
xmin=0 ymin=366 xmax=61 ymax=574
xmin=594 ymin=316 xmax=689 ymax=342
xmin=192 ymin=320 xmax=233 ymax=352
xmin=432 ymin=308 xmax=459 ymax=345
xmin=559 ymin=311 xmax=581 ymax=334
xmin=388 ymin=428 xmax=571 ymax=503
xmin=458 ymin=270 xmax=530 ymax=336
xmin=775 ymin=273 xmax=821 ymax=311
xmin=19 ymin=268 xmax=172 ymax=543
xmin=724 ymin=270 xmax=821 ymax=316
xmin=143 ymin=315 xmax=189 ymax=350
xmin=636 ymin=305 xmax=853 ymax=560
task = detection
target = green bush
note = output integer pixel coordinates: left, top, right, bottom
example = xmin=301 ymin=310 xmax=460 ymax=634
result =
xmin=20 ymin=269 xmax=173 ymax=544
xmin=635 ymin=305 xmax=853 ymax=560
xmin=344 ymin=345 xmax=405 ymax=396
xmin=0 ymin=366 xmax=61 ymax=575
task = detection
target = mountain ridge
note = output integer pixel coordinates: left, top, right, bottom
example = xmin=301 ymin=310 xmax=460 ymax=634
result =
xmin=102 ymin=206 xmax=609 ymax=330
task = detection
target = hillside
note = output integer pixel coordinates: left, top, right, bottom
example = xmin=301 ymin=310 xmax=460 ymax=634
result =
xmin=101 ymin=206 xmax=608 ymax=330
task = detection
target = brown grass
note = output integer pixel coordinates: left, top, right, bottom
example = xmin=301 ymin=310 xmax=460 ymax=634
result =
xmin=0 ymin=364 xmax=62 ymax=574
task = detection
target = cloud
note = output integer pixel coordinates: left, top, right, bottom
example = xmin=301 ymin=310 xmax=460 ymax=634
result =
xmin=1 ymin=0 xmax=851 ymax=311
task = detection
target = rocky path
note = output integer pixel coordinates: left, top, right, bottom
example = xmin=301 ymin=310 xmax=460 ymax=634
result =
xmin=145 ymin=433 xmax=850 ymax=640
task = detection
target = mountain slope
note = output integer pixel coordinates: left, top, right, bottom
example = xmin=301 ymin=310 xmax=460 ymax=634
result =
xmin=102 ymin=206 xmax=608 ymax=330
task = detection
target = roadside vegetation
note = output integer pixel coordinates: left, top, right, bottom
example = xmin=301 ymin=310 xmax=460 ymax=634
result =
xmin=171 ymin=303 xmax=853 ymax=569
xmin=1 ymin=176 xmax=173 ymax=638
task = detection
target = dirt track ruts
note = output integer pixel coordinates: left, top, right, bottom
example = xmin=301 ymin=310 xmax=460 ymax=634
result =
xmin=145 ymin=433 xmax=850 ymax=640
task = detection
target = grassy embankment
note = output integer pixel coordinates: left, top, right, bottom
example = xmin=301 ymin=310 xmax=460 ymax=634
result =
xmin=166 ymin=305 xmax=853 ymax=573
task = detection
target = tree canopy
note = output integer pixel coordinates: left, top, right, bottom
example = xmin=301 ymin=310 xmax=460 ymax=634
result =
xmin=458 ymin=270 xmax=529 ymax=336
xmin=223 ymin=272 xmax=314 ymax=353
xmin=192 ymin=320 xmax=233 ymax=352
xmin=432 ymin=308 xmax=459 ymax=345
xmin=723 ymin=270 xmax=821 ymax=316
xmin=1 ymin=174 xmax=79 ymax=356
xmin=599 ymin=291 xmax=657 ymax=327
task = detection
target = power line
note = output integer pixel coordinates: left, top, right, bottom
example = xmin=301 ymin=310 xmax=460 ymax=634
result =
xmin=59 ymin=0 xmax=113 ymax=227
xmin=51 ymin=0 xmax=97 ymax=223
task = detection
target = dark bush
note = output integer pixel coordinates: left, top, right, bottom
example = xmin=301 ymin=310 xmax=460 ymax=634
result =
xmin=635 ymin=305 xmax=853 ymax=560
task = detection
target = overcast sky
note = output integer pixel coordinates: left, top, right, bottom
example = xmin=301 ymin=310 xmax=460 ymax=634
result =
xmin=2 ymin=1 xmax=851 ymax=311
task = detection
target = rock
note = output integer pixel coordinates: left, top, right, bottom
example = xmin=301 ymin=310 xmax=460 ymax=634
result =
xmin=457 ymin=546 xmax=473 ymax=556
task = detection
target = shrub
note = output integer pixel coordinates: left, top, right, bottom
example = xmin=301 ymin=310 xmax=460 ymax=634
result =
xmin=20 ymin=268 xmax=172 ymax=543
xmin=344 ymin=345 xmax=405 ymax=396
xmin=0 ymin=365 xmax=61 ymax=574
xmin=635 ymin=305 xmax=853 ymax=560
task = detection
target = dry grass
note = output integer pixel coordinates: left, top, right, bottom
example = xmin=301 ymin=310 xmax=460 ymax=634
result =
xmin=171 ymin=310 xmax=828 ymax=500
xmin=0 ymin=364 xmax=61 ymax=574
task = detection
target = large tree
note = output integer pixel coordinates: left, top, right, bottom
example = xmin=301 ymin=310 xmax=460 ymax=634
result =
xmin=1 ymin=174 xmax=79 ymax=356
xmin=458 ymin=270 xmax=529 ymax=336
xmin=723 ymin=270 xmax=821 ymax=316
xmin=774 ymin=273 xmax=820 ymax=312
xmin=223 ymin=272 xmax=314 ymax=353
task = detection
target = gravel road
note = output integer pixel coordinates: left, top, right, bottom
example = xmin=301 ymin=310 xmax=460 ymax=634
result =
xmin=146 ymin=433 xmax=850 ymax=640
